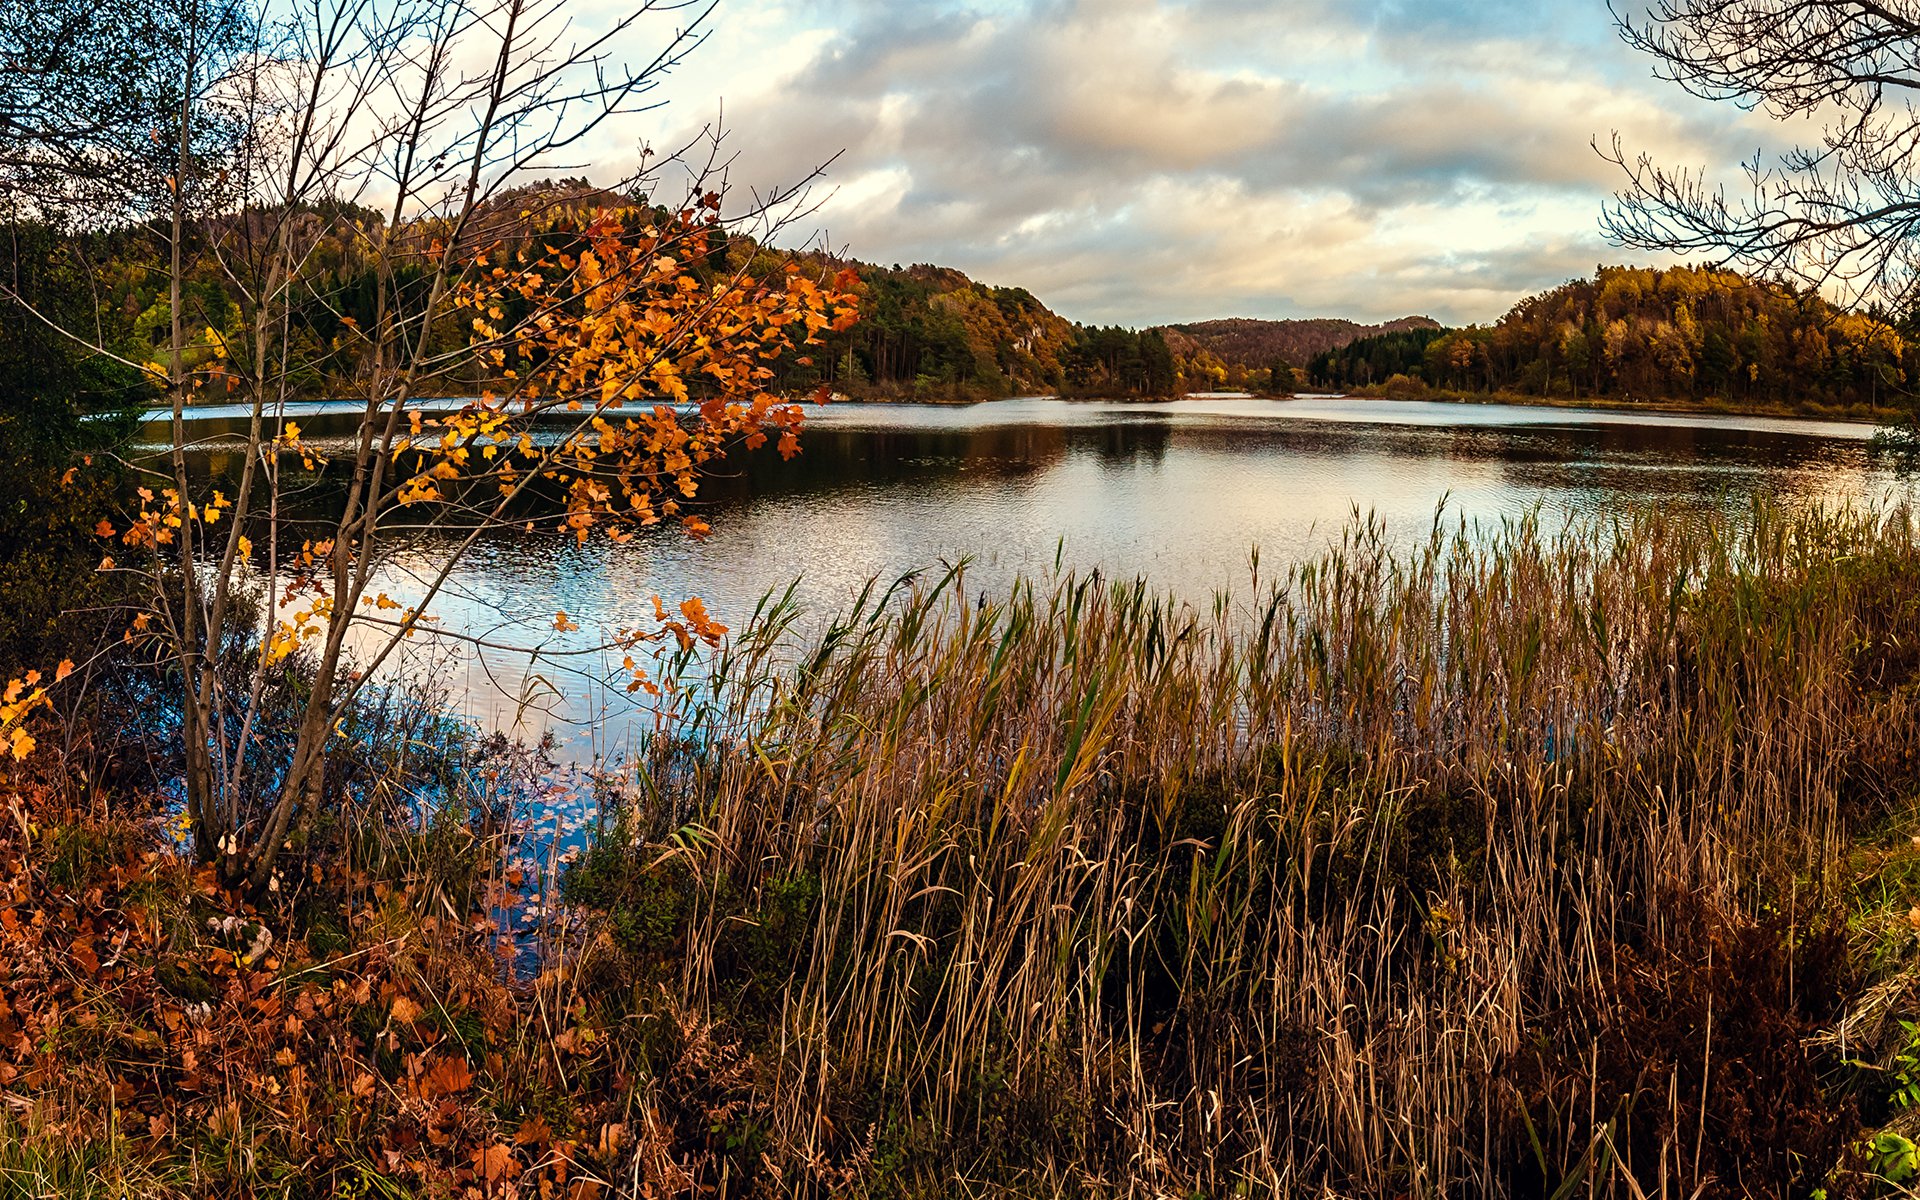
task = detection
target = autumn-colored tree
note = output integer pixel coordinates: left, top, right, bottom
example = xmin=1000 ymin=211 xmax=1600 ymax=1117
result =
xmin=4 ymin=0 xmax=855 ymax=891
xmin=1311 ymin=264 xmax=1911 ymax=408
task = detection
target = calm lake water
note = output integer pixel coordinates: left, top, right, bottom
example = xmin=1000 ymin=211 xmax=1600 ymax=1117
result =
xmin=157 ymin=394 xmax=1917 ymax=756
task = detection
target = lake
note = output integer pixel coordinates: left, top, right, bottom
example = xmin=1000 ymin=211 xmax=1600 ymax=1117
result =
xmin=154 ymin=393 xmax=1916 ymax=757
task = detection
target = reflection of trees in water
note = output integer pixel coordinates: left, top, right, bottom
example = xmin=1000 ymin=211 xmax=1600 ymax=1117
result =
xmin=1075 ymin=418 xmax=1172 ymax=465
xmin=691 ymin=423 xmax=1074 ymax=504
xmin=1494 ymin=424 xmax=1867 ymax=519
xmin=167 ymin=412 xmax=1890 ymax=559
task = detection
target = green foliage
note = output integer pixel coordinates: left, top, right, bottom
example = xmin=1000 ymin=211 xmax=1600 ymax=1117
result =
xmin=1866 ymin=1132 xmax=1919 ymax=1188
xmin=0 ymin=222 xmax=149 ymax=676
xmin=1061 ymin=324 xmax=1179 ymax=397
xmin=1870 ymin=413 xmax=1920 ymax=462
xmin=1310 ymin=326 xmax=1449 ymax=389
xmin=747 ymin=257 xmax=1187 ymax=399
xmin=1888 ymin=1022 xmax=1920 ymax=1111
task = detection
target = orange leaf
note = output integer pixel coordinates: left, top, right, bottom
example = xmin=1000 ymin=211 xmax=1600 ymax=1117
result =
xmin=514 ymin=1112 xmax=553 ymax=1146
xmin=423 ymin=1054 xmax=472 ymax=1097
xmin=474 ymin=1142 xmax=513 ymax=1183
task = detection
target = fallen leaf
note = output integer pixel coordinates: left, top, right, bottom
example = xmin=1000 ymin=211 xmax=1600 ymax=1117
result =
xmin=474 ymin=1141 xmax=512 ymax=1183
xmin=424 ymin=1054 xmax=472 ymax=1097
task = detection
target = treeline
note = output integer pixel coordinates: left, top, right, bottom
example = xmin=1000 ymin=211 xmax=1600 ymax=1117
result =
xmin=1310 ymin=265 xmax=1916 ymax=411
xmin=747 ymin=258 xmax=1183 ymax=399
xmin=34 ymin=198 xmax=1917 ymax=413
xmin=15 ymin=187 xmax=1195 ymax=406
xmin=1162 ymin=316 xmax=1440 ymax=392
xmin=0 ymin=179 xmax=799 ymax=417
xmin=1308 ymin=327 xmax=1449 ymax=393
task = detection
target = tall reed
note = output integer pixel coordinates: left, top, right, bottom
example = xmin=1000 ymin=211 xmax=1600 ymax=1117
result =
xmin=570 ymin=500 xmax=1920 ymax=1197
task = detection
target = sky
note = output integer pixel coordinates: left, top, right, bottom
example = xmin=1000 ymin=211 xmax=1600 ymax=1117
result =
xmin=585 ymin=0 xmax=1795 ymax=327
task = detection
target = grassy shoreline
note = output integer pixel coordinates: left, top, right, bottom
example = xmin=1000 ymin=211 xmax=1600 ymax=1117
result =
xmin=5 ymin=501 xmax=1920 ymax=1197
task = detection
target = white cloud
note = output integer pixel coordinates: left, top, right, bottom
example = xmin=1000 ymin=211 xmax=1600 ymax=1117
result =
xmin=571 ymin=0 xmax=1795 ymax=326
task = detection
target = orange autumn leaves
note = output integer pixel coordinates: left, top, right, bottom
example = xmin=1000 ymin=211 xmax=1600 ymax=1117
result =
xmin=98 ymin=486 xmax=230 ymax=553
xmin=0 ymin=780 xmax=631 ymax=1198
xmin=92 ymin=205 xmax=859 ymax=722
xmin=2 ymin=661 xmax=73 ymax=761
xmin=416 ymin=207 xmax=859 ymax=546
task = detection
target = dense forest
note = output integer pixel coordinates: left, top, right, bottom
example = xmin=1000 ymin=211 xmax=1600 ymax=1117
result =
xmin=1161 ymin=315 xmax=1440 ymax=391
xmin=1310 ymin=265 xmax=1917 ymax=412
xmin=771 ymin=274 xmax=1438 ymax=399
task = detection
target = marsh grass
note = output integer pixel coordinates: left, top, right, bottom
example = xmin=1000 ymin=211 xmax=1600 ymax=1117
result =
xmin=564 ymin=500 xmax=1920 ymax=1197
xmin=5 ymin=499 xmax=1920 ymax=1198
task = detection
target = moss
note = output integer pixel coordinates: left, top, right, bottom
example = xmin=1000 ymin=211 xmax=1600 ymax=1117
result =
xmin=41 ymin=822 xmax=127 ymax=890
xmin=304 ymin=913 xmax=352 ymax=961
xmin=154 ymin=958 xmax=216 ymax=1004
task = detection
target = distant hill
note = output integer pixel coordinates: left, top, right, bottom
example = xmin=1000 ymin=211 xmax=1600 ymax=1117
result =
xmin=734 ymin=254 xmax=1183 ymax=400
xmin=1305 ymin=264 xmax=1909 ymax=413
xmin=741 ymin=250 xmax=1437 ymax=399
xmin=1158 ymin=316 xmax=1443 ymax=371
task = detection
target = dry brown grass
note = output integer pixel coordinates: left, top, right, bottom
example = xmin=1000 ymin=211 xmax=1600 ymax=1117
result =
xmin=5 ymin=500 xmax=1920 ymax=1198
xmin=567 ymin=500 xmax=1920 ymax=1197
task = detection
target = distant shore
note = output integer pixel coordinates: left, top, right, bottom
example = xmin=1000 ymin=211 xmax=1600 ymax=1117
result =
xmin=817 ymin=387 xmax=1903 ymax=426
xmin=1338 ymin=385 xmax=1904 ymax=426
xmin=148 ymin=387 xmax=1907 ymax=428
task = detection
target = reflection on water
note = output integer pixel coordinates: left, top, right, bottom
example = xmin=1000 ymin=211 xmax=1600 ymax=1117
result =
xmin=156 ymin=395 xmax=1916 ymax=756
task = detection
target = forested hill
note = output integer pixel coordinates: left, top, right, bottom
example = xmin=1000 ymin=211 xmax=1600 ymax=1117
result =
xmin=1 ymin=167 xmax=1426 ymax=404
xmin=1307 ymin=264 xmax=1913 ymax=414
xmin=37 ymin=173 xmax=1895 ymax=411
xmin=772 ymin=257 xmax=1185 ymax=400
xmin=1158 ymin=316 xmax=1441 ymax=387
xmin=756 ymin=253 xmax=1425 ymax=399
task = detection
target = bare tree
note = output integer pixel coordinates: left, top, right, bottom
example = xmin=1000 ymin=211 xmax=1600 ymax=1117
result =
xmin=5 ymin=0 xmax=855 ymax=892
xmin=1604 ymin=0 xmax=1920 ymax=314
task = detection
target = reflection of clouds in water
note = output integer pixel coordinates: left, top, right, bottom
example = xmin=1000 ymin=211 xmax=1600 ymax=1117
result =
xmin=172 ymin=397 xmax=1917 ymax=756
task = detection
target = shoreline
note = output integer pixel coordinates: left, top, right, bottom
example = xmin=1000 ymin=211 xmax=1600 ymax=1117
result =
xmin=1347 ymin=387 xmax=1904 ymax=427
xmin=141 ymin=388 xmax=1908 ymax=429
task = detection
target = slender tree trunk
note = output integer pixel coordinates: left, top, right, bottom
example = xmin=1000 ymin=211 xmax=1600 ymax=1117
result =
xmin=166 ymin=25 xmax=217 ymax=860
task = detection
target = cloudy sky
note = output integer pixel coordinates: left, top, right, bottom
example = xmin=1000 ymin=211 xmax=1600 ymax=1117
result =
xmin=605 ymin=0 xmax=1790 ymax=327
